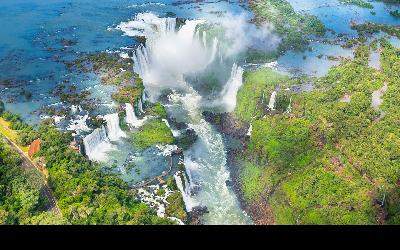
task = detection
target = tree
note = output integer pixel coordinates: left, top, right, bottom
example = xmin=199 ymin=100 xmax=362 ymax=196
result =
xmin=0 ymin=100 xmax=4 ymax=115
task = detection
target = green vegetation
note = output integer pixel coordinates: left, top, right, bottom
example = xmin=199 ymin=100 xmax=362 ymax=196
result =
xmin=0 ymin=136 xmax=65 ymax=224
xmin=33 ymin=124 xmax=174 ymax=224
xmin=376 ymin=0 xmax=400 ymax=3
xmin=38 ymin=125 xmax=174 ymax=224
xmin=249 ymin=0 xmax=326 ymax=53
xmin=0 ymin=111 xmax=176 ymax=224
xmin=111 ymin=79 xmax=144 ymax=104
xmin=235 ymin=68 xmax=288 ymax=121
xmin=235 ymin=41 xmax=400 ymax=224
xmin=351 ymin=22 xmax=400 ymax=39
xmin=1 ymin=111 xmax=38 ymax=147
xmin=131 ymin=119 xmax=175 ymax=150
xmin=69 ymin=52 xmax=135 ymax=86
xmin=0 ymin=100 xmax=4 ymax=115
xmin=339 ymin=0 xmax=373 ymax=9
xmin=146 ymin=102 xmax=167 ymax=119
xmin=165 ymin=191 xmax=187 ymax=222
xmin=390 ymin=10 xmax=400 ymax=18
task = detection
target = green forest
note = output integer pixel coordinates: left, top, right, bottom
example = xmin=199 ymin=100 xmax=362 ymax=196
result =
xmin=235 ymin=40 xmax=400 ymax=224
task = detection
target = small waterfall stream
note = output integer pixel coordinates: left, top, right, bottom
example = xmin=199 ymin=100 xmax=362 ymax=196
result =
xmin=125 ymin=102 xmax=150 ymax=128
xmin=137 ymin=97 xmax=144 ymax=113
xmin=268 ymin=91 xmax=277 ymax=111
xmin=219 ymin=63 xmax=244 ymax=112
xmin=104 ymin=113 xmax=126 ymax=141
xmin=83 ymin=125 xmax=115 ymax=162
xmin=83 ymin=113 xmax=126 ymax=162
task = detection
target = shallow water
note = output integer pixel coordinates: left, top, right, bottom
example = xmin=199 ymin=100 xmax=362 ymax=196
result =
xmin=274 ymin=0 xmax=400 ymax=77
xmin=288 ymin=0 xmax=400 ymax=35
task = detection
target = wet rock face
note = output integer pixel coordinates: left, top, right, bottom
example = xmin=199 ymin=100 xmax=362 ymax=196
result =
xmin=187 ymin=206 xmax=209 ymax=225
xmin=169 ymin=118 xmax=188 ymax=130
xmin=176 ymin=18 xmax=187 ymax=30
xmin=202 ymin=111 xmax=249 ymax=140
xmin=176 ymin=128 xmax=198 ymax=150
xmin=87 ymin=116 xmax=106 ymax=129
xmin=135 ymin=36 xmax=146 ymax=45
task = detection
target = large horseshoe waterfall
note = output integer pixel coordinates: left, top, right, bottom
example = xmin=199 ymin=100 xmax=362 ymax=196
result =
xmin=122 ymin=13 xmax=251 ymax=224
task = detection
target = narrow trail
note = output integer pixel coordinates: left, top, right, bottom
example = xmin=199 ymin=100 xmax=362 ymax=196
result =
xmin=0 ymin=124 xmax=62 ymax=216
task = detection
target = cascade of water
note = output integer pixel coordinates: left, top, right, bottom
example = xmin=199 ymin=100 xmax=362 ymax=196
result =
xmin=104 ymin=113 xmax=126 ymax=141
xmin=219 ymin=63 xmax=244 ymax=112
xmin=261 ymin=91 xmax=265 ymax=104
xmin=83 ymin=126 xmax=115 ymax=162
xmin=125 ymin=103 xmax=138 ymax=125
xmin=67 ymin=114 xmax=91 ymax=134
xmin=129 ymin=16 xmax=217 ymax=100
xmin=286 ymin=96 xmax=292 ymax=113
xmin=174 ymin=172 xmax=197 ymax=211
xmin=70 ymin=105 xmax=82 ymax=114
xmin=162 ymin=118 xmax=180 ymax=137
xmin=133 ymin=45 xmax=150 ymax=78
xmin=164 ymin=17 xmax=176 ymax=34
xmin=138 ymin=97 xmax=144 ymax=113
xmin=247 ymin=124 xmax=253 ymax=136
xmin=218 ymin=49 xmax=223 ymax=64
xmin=202 ymin=31 xmax=207 ymax=48
xmin=208 ymin=37 xmax=219 ymax=65
xmin=268 ymin=91 xmax=277 ymax=111
xmin=142 ymin=90 xmax=147 ymax=103
xmin=170 ymin=89 xmax=251 ymax=224
xmin=125 ymin=103 xmax=150 ymax=128
xmin=177 ymin=19 xmax=206 ymax=42
xmin=120 ymin=14 xmax=251 ymax=224
xmin=195 ymin=30 xmax=200 ymax=42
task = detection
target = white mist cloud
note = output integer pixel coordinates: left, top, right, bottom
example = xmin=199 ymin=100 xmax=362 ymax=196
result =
xmin=116 ymin=12 xmax=281 ymax=101
xmin=212 ymin=13 xmax=281 ymax=57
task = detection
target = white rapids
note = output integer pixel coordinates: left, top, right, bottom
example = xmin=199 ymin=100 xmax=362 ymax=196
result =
xmin=117 ymin=12 xmax=252 ymax=224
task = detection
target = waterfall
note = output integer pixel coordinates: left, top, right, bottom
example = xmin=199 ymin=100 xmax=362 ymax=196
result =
xmin=286 ymin=96 xmax=292 ymax=113
xmin=104 ymin=113 xmax=126 ymax=141
xmin=126 ymin=103 xmax=149 ymax=128
xmin=128 ymin=15 xmax=218 ymax=100
xmin=195 ymin=30 xmax=200 ymax=42
xmin=138 ymin=97 xmax=144 ymax=113
xmin=268 ymin=91 xmax=277 ymax=111
xmin=219 ymin=63 xmax=244 ymax=112
xmin=119 ymin=13 xmax=251 ymax=224
xmin=83 ymin=126 xmax=115 ymax=162
xmin=132 ymin=45 xmax=150 ymax=78
xmin=174 ymin=172 xmax=197 ymax=212
xmin=208 ymin=37 xmax=219 ymax=65
xmin=162 ymin=118 xmax=180 ymax=137
xmin=66 ymin=114 xmax=91 ymax=134
xmin=71 ymin=105 xmax=82 ymax=114
xmin=142 ymin=90 xmax=147 ymax=103
xmin=246 ymin=124 xmax=252 ymax=136
xmin=125 ymin=103 xmax=139 ymax=126
xmin=219 ymin=49 xmax=223 ymax=64
xmin=202 ymin=31 xmax=207 ymax=48
xmin=164 ymin=17 xmax=176 ymax=34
